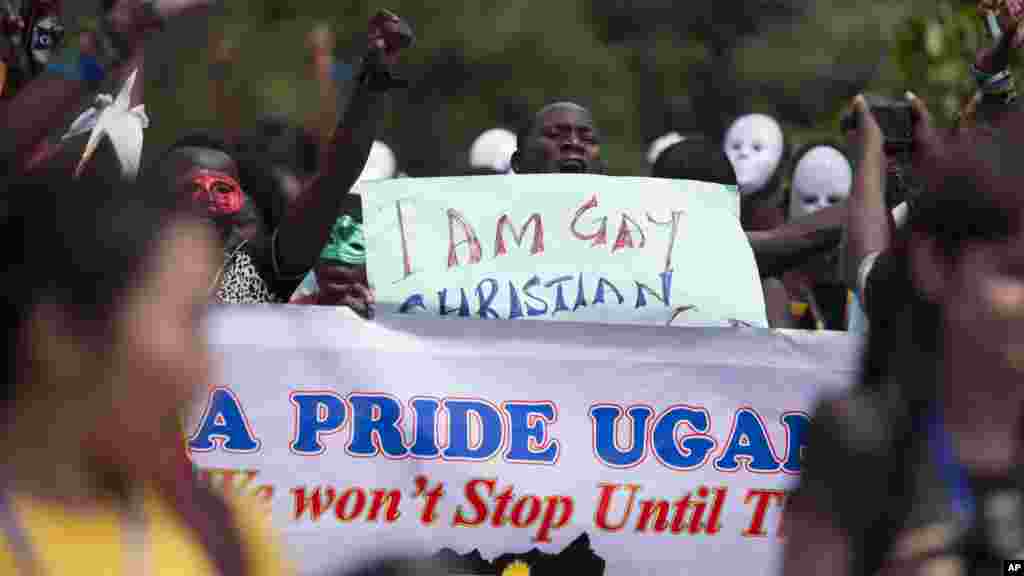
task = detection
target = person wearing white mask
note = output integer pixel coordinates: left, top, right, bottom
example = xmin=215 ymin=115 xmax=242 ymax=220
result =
xmin=779 ymin=143 xmax=855 ymax=331
xmin=723 ymin=113 xmax=787 ymax=230
xmin=469 ymin=127 xmax=516 ymax=174
xmin=787 ymin=145 xmax=852 ymax=220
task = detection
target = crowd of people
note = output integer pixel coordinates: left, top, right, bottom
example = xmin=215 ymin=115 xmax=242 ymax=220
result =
xmin=4 ymin=0 xmax=1024 ymax=575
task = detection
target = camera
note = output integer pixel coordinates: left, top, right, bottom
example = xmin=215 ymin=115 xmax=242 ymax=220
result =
xmin=840 ymin=94 xmax=913 ymax=154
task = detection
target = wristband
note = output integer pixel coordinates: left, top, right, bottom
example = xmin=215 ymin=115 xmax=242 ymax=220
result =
xmin=333 ymin=61 xmax=354 ymax=83
xmin=971 ymin=63 xmax=999 ymax=87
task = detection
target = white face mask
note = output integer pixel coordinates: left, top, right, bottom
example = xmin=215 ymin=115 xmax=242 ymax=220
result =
xmin=30 ymin=16 xmax=63 ymax=66
xmin=788 ymin=146 xmax=852 ymax=220
xmin=723 ymin=114 xmax=784 ymax=197
xmin=469 ymin=128 xmax=517 ymax=174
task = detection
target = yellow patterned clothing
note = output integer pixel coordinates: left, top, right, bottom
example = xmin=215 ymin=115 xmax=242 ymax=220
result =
xmin=0 ymin=487 xmax=292 ymax=576
xmin=789 ymin=287 xmax=854 ymax=331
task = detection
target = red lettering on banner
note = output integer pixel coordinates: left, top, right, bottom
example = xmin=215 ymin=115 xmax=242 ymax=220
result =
xmin=292 ymin=487 xmax=337 ymax=521
xmin=490 ymin=486 xmax=515 ymax=527
xmin=495 ymin=214 xmax=544 ymax=257
xmin=449 ymin=479 xmax=574 ymax=543
xmin=447 ymin=209 xmax=482 ymax=268
xmin=335 ymin=487 xmax=367 ymax=522
xmin=594 ymin=483 xmax=639 ymax=532
xmin=648 ymin=211 xmax=684 ymax=272
xmin=510 ymin=495 xmax=542 ymax=528
xmin=636 ymin=499 xmax=671 ymax=533
xmin=570 ymin=195 xmax=608 ymax=247
xmin=706 ymin=487 xmax=727 ymax=535
xmin=367 ymin=489 xmax=402 ymax=522
xmin=536 ymin=496 xmax=573 ymax=543
xmin=742 ymin=488 xmax=786 ymax=537
xmin=396 ymin=199 xmax=415 ymax=279
xmin=612 ymin=214 xmax=646 ymax=253
xmin=413 ymin=475 xmax=446 ymax=525
xmin=453 ymin=478 xmax=493 ymax=527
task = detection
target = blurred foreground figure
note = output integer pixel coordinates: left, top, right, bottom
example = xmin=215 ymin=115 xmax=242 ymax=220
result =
xmin=0 ymin=154 xmax=290 ymax=574
xmin=784 ymin=108 xmax=1024 ymax=576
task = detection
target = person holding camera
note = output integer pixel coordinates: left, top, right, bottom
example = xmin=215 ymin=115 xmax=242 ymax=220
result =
xmin=785 ymin=96 xmax=1024 ymax=576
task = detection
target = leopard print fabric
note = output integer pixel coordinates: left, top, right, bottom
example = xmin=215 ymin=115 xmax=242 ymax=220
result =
xmin=213 ymin=246 xmax=277 ymax=304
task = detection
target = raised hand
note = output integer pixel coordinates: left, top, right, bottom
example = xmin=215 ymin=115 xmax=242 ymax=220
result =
xmin=367 ymin=9 xmax=413 ymax=68
xmin=905 ymin=91 xmax=942 ymax=173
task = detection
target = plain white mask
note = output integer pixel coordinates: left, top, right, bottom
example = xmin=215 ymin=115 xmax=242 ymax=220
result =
xmin=723 ymin=114 xmax=784 ymax=197
xmin=788 ymin=146 xmax=852 ymax=220
xmin=469 ymin=128 xmax=516 ymax=173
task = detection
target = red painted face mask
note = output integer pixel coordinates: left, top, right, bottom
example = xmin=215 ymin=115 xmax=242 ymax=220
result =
xmin=187 ymin=170 xmax=245 ymax=217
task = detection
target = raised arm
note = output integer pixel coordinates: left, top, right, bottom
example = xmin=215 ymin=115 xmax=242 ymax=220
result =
xmin=275 ymin=10 xmax=413 ymax=274
xmin=747 ymin=202 xmax=846 ymax=279
xmin=843 ymin=95 xmax=890 ymax=293
xmin=1 ymin=0 xmax=212 ymax=175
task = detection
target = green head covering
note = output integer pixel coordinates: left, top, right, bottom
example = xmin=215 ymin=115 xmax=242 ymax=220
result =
xmin=320 ymin=214 xmax=366 ymax=265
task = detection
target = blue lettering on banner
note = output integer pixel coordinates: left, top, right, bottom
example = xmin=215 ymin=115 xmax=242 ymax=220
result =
xmin=507 ymin=281 xmax=525 ymax=319
xmin=398 ymin=294 xmax=427 ymax=313
xmin=274 ymin=392 xmax=808 ymax=475
xmin=503 ymin=402 xmax=559 ymax=464
xmin=443 ymin=399 xmax=504 ymax=461
xmin=634 ymin=271 xmax=672 ymax=309
xmin=409 ymin=397 xmax=442 ymax=458
xmin=714 ymin=408 xmax=781 ymax=473
xmin=544 ymin=275 xmax=574 ymax=316
xmin=396 ymin=272 xmax=673 ymax=319
xmin=189 ymin=388 xmax=261 ymax=453
xmin=476 ymin=278 xmax=501 ymax=319
xmin=347 ymin=394 xmax=408 ymax=458
xmin=780 ymin=412 xmax=810 ymax=474
xmin=290 ymin=392 xmax=346 ymax=455
xmin=439 ymin=288 xmax=471 ymax=317
xmin=523 ymin=275 xmax=549 ymax=317
xmin=590 ymin=404 xmax=654 ymax=468
xmin=651 ymin=405 xmax=717 ymax=470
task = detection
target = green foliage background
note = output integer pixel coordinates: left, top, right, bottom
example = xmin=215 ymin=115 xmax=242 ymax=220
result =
xmin=119 ymin=0 xmax=1007 ymax=176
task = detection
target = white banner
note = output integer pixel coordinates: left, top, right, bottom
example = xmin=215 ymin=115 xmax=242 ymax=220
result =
xmin=188 ymin=307 xmax=860 ymax=576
